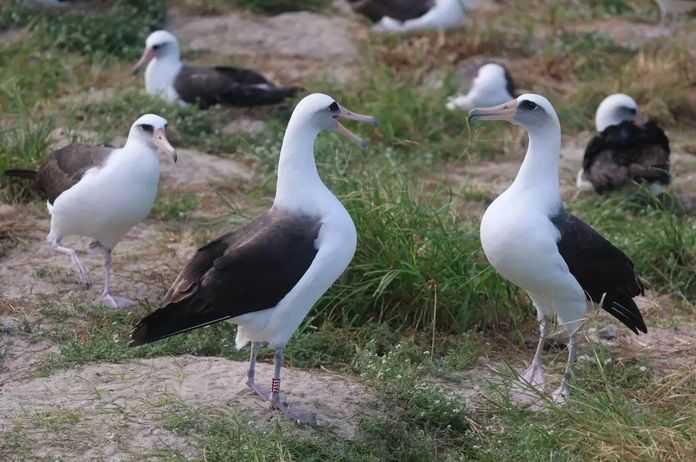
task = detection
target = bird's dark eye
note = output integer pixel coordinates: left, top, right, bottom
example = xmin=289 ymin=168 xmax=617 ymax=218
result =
xmin=626 ymin=107 xmax=637 ymax=114
xmin=519 ymin=100 xmax=538 ymax=111
xmin=152 ymin=44 xmax=161 ymax=50
xmin=141 ymin=124 xmax=154 ymax=133
xmin=328 ymin=102 xmax=339 ymax=112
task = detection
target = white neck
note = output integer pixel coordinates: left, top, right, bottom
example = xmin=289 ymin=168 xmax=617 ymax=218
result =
xmin=145 ymin=52 xmax=182 ymax=97
xmin=509 ymin=124 xmax=561 ymax=206
xmin=273 ymin=118 xmax=326 ymax=211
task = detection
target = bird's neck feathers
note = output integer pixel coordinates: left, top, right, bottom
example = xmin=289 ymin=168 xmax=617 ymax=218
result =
xmin=145 ymin=52 xmax=182 ymax=95
xmin=510 ymin=124 xmax=561 ymax=202
xmin=273 ymin=119 xmax=327 ymax=211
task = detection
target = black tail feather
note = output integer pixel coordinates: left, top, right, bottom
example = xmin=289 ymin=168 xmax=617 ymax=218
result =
xmin=602 ymin=295 xmax=647 ymax=334
xmin=4 ymin=168 xmax=37 ymax=180
xmin=129 ymin=299 xmax=232 ymax=347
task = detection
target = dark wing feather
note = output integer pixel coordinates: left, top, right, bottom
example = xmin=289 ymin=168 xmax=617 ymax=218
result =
xmin=347 ymin=0 xmax=433 ymax=21
xmin=36 ymin=144 xmax=112 ymax=204
xmin=551 ymin=210 xmax=647 ymax=334
xmin=582 ymin=120 xmax=670 ymax=193
xmin=174 ymin=65 xmax=298 ymax=109
xmin=5 ymin=144 xmax=111 ymax=203
xmin=130 ymin=210 xmax=321 ymax=346
xmin=502 ymin=64 xmax=516 ymax=97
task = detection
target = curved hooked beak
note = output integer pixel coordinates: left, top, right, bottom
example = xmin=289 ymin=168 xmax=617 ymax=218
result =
xmin=132 ymin=47 xmax=155 ymax=75
xmin=154 ymin=128 xmax=177 ymax=163
xmin=468 ymin=99 xmax=518 ymax=124
xmin=334 ymin=107 xmax=379 ymax=149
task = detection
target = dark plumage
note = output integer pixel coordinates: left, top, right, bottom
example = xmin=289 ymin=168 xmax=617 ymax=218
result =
xmin=174 ymin=65 xmax=299 ymax=109
xmin=502 ymin=64 xmax=516 ymax=99
xmin=130 ymin=209 xmax=320 ymax=346
xmin=4 ymin=144 xmax=112 ymax=204
xmin=582 ymin=120 xmax=670 ymax=193
xmin=551 ymin=209 xmax=647 ymax=334
xmin=347 ymin=0 xmax=433 ymax=22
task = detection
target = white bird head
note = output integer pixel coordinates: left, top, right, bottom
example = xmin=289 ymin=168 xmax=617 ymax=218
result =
xmin=128 ymin=114 xmax=177 ymax=162
xmin=468 ymin=93 xmax=560 ymax=134
xmin=132 ymin=30 xmax=180 ymax=74
xmin=475 ymin=63 xmax=512 ymax=94
xmin=288 ymin=93 xmax=378 ymax=149
xmin=595 ymin=93 xmax=639 ymax=132
xmin=446 ymin=63 xmax=514 ymax=111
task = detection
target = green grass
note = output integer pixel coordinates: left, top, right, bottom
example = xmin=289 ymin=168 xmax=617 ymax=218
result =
xmin=316 ymin=168 xmax=526 ymax=333
xmin=0 ymin=0 xmax=166 ymax=59
xmin=152 ymin=192 xmax=201 ymax=221
xmin=572 ymin=193 xmax=696 ymax=299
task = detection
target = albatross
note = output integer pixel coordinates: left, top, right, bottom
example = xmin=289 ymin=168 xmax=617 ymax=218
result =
xmin=446 ymin=63 xmax=516 ymax=111
xmin=4 ymin=114 xmax=176 ymax=308
xmin=347 ymin=0 xmax=432 ymax=22
xmin=373 ymin=0 xmax=468 ymax=32
xmin=129 ymin=94 xmax=378 ymax=423
xmin=577 ymin=94 xmax=670 ymax=194
xmin=469 ymin=94 xmax=647 ymax=401
xmin=132 ymin=30 xmax=299 ymax=109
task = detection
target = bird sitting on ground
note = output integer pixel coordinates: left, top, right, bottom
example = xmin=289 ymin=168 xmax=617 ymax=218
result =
xmin=577 ymin=94 xmax=670 ymax=194
xmin=129 ymin=94 xmax=378 ymax=424
xmin=132 ymin=30 xmax=299 ymax=109
xmin=372 ymin=0 xmax=468 ymax=32
xmin=446 ymin=63 xmax=516 ymax=112
xmin=4 ymin=114 xmax=176 ymax=308
xmin=347 ymin=0 xmax=432 ymax=22
xmin=469 ymin=94 xmax=647 ymax=402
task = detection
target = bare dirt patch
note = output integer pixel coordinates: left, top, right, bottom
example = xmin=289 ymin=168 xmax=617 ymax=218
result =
xmin=169 ymin=9 xmax=365 ymax=84
xmin=0 ymin=356 xmax=376 ymax=460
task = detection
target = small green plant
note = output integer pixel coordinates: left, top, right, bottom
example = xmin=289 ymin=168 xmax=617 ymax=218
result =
xmin=152 ymin=192 xmax=200 ymax=221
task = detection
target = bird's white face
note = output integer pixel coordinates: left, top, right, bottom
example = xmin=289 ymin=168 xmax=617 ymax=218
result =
xmin=468 ymin=93 xmax=559 ymax=132
xmin=474 ymin=64 xmax=507 ymax=92
xmin=293 ymin=93 xmax=378 ymax=149
xmin=130 ymin=114 xmax=177 ymax=162
xmin=132 ymin=30 xmax=180 ymax=74
xmin=595 ymin=93 xmax=640 ymax=132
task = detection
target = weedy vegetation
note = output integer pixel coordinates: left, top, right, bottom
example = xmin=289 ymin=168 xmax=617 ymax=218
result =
xmin=1 ymin=0 xmax=696 ymax=460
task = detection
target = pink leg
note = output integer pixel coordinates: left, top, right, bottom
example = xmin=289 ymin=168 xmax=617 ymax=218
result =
xmin=48 ymin=236 xmax=90 ymax=287
xmin=98 ymin=247 xmax=134 ymax=308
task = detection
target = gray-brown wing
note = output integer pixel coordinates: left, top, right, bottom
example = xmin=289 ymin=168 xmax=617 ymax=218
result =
xmin=37 ymin=144 xmax=113 ymax=204
xmin=174 ymin=65 xmax=297 ymax=108
xmin=130 ymin=209 xmax=321 ymax=346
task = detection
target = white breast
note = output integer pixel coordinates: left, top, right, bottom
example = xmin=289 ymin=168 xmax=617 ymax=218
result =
xmin=233 ymin=197 xmax=357 ymax=349
xmin=50 ymin=149 xmax=160 ymax=248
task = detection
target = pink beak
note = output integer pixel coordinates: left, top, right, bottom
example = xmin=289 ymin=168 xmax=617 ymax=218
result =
xmin=132 ymin=47 xmax=155 ymax=75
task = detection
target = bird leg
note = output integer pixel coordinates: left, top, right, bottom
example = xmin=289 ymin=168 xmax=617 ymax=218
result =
xmin=552 ymin=333 xmax=577 ymax=404
xmin=520 ymin=316 xmax=547 ymax=391
xmin=269 ymin=348 xmax=317 ymax=425
xmin=49 ymin=236 xmax=90 ymax=287
xmin=246 ymin=342 xmax=270 ymax=400
xmin=98 ymin=247 xmax=134 ymax=308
